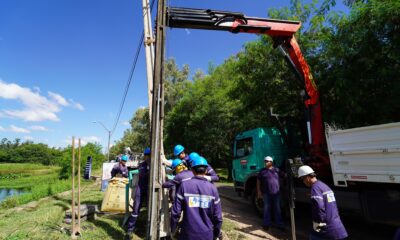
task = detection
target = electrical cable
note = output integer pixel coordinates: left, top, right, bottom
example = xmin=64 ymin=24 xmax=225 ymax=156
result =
xmin=111 ymin=0 xmax=156 ymax=135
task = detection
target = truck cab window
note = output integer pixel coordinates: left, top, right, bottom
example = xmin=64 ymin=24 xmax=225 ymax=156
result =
xmin=235 ymin=137 xmax=253 ymax=157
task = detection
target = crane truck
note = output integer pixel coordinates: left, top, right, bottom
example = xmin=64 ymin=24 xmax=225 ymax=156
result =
xmin=148 ymin=2 xmax=399 ymax=238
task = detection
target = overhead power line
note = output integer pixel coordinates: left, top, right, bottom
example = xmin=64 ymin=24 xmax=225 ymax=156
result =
xmin=111 ymin=0 xmax=156 ymax=135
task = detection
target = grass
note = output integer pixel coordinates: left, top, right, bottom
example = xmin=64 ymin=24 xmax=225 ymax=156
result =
xmin=0 ymin=180 xmax=121 ymax=240
xmin=0 ymin=163 xmax=55 ymax=174
xmin=0 ymin=163 xmax=85 ymax=209
xmin=223 ymin=219 xmax=247 ymax=240
xmin=0 ymin=166 xmax=243 ymax=239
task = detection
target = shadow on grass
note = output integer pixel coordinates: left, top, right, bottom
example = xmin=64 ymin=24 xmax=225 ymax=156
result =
xmin=87 ymin=216 xmax=125 ymax=239
xmin=53 ymin=201 xmax=70 ymax=211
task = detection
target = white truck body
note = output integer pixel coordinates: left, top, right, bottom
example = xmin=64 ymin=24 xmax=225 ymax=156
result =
xmin=325 ymin=122 xmax=400 ymax=187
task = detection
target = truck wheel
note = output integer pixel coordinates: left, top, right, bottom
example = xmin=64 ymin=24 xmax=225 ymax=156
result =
xmin=251 ymin=188 xmax=263 ymax=217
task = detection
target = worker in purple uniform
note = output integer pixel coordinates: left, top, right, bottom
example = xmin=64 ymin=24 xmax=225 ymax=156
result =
xmin=162 ymin=159 xmax=194 ymax=202
xmin=188 ymin=153 xmax=219 ymax=182
xmin=298 ymin=165 xmax=348 ymax=240
xmin=171 ymin=157 xmax=223 ymax=240
xmin=174 ymin=144 xmax=190 ymax=166
xmin=126 ymin=148 xmax=151 ymax=239
xmin=256 ymin=156 xmax=285 ymax=231
xmin=111 ymin=155 xmax=129 ymax=178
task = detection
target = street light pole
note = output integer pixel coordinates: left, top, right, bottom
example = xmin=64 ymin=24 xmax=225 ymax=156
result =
xmin=106 ymin=130 xmax=111 ymax=162
xmin=93 ymin=121 xmax=111 ymax=161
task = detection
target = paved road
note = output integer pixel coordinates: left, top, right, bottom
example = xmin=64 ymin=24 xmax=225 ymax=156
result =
xmin=217 ymin=183 xmax=397 ymax=240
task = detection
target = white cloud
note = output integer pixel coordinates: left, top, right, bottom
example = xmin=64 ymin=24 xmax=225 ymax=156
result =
xmin=64 ymin=136 xmax=101 ymax=146
xmin=185 ymin=28 xmax=191 ymax=35
xmin=82 ymin=136 xmax=101 ymax=144
xmin=23 ymin=136 xmax=34 ymax=141
xmin=4 ymin=109 xmax=60 ymax=121
xmin=0 ymin=126 xmax=5 ymax=131
xmin=0 ymin=80 xmax=84 ymax=122
xmin=69 ymin=99 xmax=84 ymax=111
xmin=29 ymin=125 xmax=48 ymax=131
xmin=122 ymin=121 xmax=130 ymax=126
xmin=9 ymin=125 xmax=30 ymax=133
xmin=48 ymin=91 xmax=69 ymax=106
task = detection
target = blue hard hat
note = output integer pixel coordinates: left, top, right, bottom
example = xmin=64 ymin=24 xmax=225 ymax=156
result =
xmin=191 ymin=156 xmax=208 ymax=168
xmin=144 ymin=147 xmax=151 ymax=155
xmin=174 ymin=144 xmax=185 ymax=156
xmin=121 ymin=155 xmax=129 ymax=161
xmin=171 ymin=159 xmax=183 ymax=170
xmin=188 ymin=152 xmax=200 ymax=163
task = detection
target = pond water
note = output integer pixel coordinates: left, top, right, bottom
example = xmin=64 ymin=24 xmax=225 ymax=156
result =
xmin=0 ymin=188 xmax=26 ymax=202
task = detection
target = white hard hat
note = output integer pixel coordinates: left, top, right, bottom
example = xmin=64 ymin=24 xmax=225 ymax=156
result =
xmin=264 ymin=156 xmax=273 ymax=162
xmin=298 ymin=165 xmax=314 ymax=178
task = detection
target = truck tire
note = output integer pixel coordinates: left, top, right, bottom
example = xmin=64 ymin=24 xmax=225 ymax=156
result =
xmin=251 ymin=188 xmax=263 ymax=217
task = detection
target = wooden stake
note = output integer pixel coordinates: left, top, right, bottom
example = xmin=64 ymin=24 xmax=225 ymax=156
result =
xmin=71 ymin=137 xmax=81 ymax=238
xmin=71 ymin=137 xmax=76 ymax=238
xmin=77 ymin=138 xmax=81 ymax=233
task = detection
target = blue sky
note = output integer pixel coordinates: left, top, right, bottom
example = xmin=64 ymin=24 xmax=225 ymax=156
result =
xmin=0 ymin=0 xmax=347 ymax=151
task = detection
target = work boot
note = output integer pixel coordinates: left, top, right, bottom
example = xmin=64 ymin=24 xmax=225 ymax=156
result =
xmin=125 ymin=231 xmax=133 ymax=240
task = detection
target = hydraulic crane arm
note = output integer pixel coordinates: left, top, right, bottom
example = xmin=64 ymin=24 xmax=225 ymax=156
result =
xmin=166 ymin=7 xmax=330 ymax=176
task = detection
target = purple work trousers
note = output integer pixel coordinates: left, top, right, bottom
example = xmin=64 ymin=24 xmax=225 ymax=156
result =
xmin=127 ymin=186 xmax=147 ymax=232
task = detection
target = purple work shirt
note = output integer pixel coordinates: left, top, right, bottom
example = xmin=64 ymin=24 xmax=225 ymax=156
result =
xmin=110 ymin=163 xmax=128 ymax=178
xmin=171 ymin=176 xmax=223 ymax=240
xmin=162 ymin=170 xmax=194 ymax=189
xmin=257 ymin=167 xmax=282 ymax=194
xmin=180 ymin=155 xmax=190 ymax=168
xmin=138 ymin=161 xmax=149 ymax=191
xmin=311 ymin=180 xmax=348 ymax=239
xmin=206 ymin=164 xmax=219 ymax=182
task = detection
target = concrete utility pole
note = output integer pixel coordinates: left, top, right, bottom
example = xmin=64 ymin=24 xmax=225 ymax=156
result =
xmin=146 ymin=0 xmax=170 ymax=238
xmin=142 ymin=0 xmax=155 ymax=121
xmin=93 ymin=121 xmax=111 ymax=161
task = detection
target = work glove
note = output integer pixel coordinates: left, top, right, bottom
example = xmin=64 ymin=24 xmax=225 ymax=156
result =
xmin=312 ymin=222 xmax=327 ymax=232
xmin=214 ymin=232 xmax=223 ymax=240
xmin=171 ymin=227 xmax=180 ymax=240
xmin=204 ymin=176 xmax=212 ymax=182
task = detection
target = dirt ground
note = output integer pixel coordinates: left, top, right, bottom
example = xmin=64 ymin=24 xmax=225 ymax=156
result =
xmin=221 ymin=196 xmax=290 ymax=240
xmin=217 ymin=184 xmax=397 ymax=240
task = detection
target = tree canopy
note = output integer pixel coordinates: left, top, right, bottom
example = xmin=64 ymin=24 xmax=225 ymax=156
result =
xmin=114 ymin=0 xmax=399 ymax=178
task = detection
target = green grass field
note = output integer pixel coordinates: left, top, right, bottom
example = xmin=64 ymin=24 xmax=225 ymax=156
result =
xmin=0 ymin=163 xmax=73 ymax=209
xmin=0 ymin=165 xmax=241 ymax=239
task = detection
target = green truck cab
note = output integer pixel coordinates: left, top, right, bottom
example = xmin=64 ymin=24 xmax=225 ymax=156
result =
xmin=232 ymin=128 xmax=288 ymax=204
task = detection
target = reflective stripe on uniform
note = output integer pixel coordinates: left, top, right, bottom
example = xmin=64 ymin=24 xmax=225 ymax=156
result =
xmin=311 ymin=195 xmax=323 ymax=200
xmin=214 ymin=198 xmax=220 ymax=204
xmin=177 ymin=194 xmax=184 ymax=200
xmin=183 ymin=193 xmax=216 ymax=200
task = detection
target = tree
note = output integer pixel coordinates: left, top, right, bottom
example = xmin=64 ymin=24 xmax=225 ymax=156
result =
xmin=110 ymin=107 xmax=151 ymax=158
xmin=317 ymin=0 xmax=400 ymax=127
xmin=111 ymin=58 xmax=194 ymax=158
xmin=58 ymin=142 xmax=104 ymax=179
